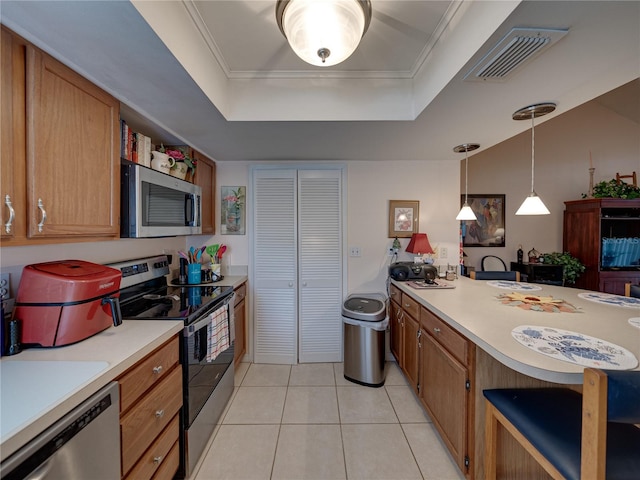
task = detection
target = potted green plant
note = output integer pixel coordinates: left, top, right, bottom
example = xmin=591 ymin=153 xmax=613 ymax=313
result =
xmin=583 ymin=179 xmax=640 ymax=199
xmin=542 ymin=252 xmax=585 ymax=286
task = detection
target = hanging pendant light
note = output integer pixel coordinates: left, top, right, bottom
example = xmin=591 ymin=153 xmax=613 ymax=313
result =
xmin=513 ymin=103 xmax=555 ymax=215
xmin=454 ymin=143 xmax=480 ymax=221
xmin=276 ymin=0 xmax=372 ymax=67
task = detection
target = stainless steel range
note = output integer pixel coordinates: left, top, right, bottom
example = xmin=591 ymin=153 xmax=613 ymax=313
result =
xmin=109 ymin=255 xmax=235 ymax=479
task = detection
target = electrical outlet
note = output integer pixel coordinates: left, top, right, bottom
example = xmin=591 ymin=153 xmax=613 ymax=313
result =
xmin=388 ymin=247 xmax=397 ymax=256
xmin=349 ymin=246 xmax=361 ymax=257
xmin=0 ymin=273 xmax=10 ymax=301
xmin=440 ymin=247 xmax=448 ymax=258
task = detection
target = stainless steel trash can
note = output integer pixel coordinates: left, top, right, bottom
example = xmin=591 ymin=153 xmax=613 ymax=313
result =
xmin=342 ymin=293 xmax=388 ymax=387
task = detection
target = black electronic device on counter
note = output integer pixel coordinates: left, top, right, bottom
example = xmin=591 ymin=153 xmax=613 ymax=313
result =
xmin=389 ymin=262 xmax=438 ymax=282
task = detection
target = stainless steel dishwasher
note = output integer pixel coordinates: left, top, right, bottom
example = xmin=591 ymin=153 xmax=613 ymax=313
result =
xmin=1 ymin=381 xmax=120 ymax=480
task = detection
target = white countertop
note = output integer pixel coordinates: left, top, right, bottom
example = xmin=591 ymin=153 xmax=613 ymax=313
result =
xmin=0 ymin=319 xmax=183 ymax=461
xmin=392 ymin=277 xmax=640 ymax=384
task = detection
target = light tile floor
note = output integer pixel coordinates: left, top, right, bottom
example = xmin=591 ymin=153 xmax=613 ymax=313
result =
xmin=192 ymin=362 xmax=464 ymax=480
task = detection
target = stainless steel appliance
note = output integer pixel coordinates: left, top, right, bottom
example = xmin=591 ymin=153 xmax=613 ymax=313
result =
xmin=109 ymin=255 xmax=234 ymax=478
xmin=1 ymin=382 xmax=120 ymax=480
xmin=120 ymin=161 xmax=202 ymax=238
xmin=12 ymin=260 xmax=122 ymax=347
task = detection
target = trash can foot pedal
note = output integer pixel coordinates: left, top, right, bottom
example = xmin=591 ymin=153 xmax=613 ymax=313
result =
xmin=344 ymin=375 xmax=385 ymax=388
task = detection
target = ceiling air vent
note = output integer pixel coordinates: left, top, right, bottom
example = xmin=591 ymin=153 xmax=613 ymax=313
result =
xmin=464 ymin=28 xmax=568 ymax=82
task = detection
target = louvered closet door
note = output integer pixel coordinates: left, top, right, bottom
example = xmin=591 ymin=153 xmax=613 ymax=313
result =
xmin=253 ymin=169 xmax=298 ymax=364
xmin=298 ymin=170 xmax=343 ymax=363
xmin=252 ymin=167 xmax=344 ymax=364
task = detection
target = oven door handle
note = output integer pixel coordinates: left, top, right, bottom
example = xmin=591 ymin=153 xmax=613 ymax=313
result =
xmin=183 ymin=293 xmax=235 ymax=337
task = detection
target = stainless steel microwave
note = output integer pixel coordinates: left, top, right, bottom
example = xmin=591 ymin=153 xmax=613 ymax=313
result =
xmin=120 ymin=161 xmax=202 ymax=238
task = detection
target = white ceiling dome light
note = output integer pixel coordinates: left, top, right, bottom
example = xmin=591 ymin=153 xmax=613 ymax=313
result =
xmin=276 ymin=0 xmax=372 ymax=67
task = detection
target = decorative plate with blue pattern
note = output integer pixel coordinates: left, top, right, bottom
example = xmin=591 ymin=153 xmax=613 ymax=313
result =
xmin=486 ymin=281 xmax=542 ymax=291
xmin=511 ymin=325 xmax=638 ymax=370
xmin=577 ymin=292 xmax=640 ymax=309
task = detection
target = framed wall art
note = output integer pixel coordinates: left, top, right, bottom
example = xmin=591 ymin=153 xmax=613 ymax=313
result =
xmin=221 ymin=186 xmax=246 ymax=235
xmin=388 ymin=200 xmax=419 ymax=238
xmin=460 ymin=194 xmax=505 ymax=247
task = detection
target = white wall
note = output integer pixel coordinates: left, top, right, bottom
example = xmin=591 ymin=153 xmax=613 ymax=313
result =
xmin=193 ymin=159 xmax=461 ymax=297
xmin=0 ymin=237 xmax=187 ymax=289
xmin=463 ymin=100 xmax=640 ymax=271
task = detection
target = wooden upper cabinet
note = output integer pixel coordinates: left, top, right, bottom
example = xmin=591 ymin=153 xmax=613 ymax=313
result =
xmin=1 ymin=27 xmax=27 ymax=241
xmin=192 ymin=150 xmax=216 ymax=234
xmin=25 ymin=44 xmax=120 ymax=240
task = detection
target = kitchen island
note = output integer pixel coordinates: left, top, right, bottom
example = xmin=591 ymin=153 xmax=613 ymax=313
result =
xmin=391 ymin=277 xmax=639 ymax=479
xmin=0 ymin=319 xmax=183 ymax=462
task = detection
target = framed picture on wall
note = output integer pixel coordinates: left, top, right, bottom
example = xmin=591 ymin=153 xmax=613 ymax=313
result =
xmin=461 ymin=194 xmax=505 ymax=247
xmin=388 ymin=200 xmax=419 ymax=238
xmin=221 ymin=186 xmax=246 ymax=235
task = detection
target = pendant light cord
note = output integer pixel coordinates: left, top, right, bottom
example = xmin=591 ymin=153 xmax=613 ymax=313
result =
xmin=464 ymin=149 xmax=469 ymax=202
xmin=530 ymin=114 xmax=535 ymax=193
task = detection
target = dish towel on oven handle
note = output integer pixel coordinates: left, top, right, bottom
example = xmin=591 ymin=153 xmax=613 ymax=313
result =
xmin=206 ymin=304 xmax=229 ymax=362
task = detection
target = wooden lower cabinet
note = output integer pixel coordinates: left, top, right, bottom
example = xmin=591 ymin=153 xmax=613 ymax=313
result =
xmin=234 ymin=282 xmax=247 ymax=365
xmin=389 ymin=285 xmax=420 ymax=390
xmin=389 ymin=297 xmax=402 ymax=362
xmin=390 ymin=286 xmax=580 ymax=479
xmin=419 ymin=305 xmax=475 ymax=478
xmin=123 ymin=415 xmax=179 ymax=480
xmin=118 ymin=336 xmax=182 ymax=480
xmin=402 ymin=312 xmax=420 ymax=389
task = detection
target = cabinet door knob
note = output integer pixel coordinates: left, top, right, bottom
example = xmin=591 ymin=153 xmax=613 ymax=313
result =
xmin=433 ymin=327 xmax=441 ymax=334
xmin=152 ymin=365 xmax=163 ymax=375
xmin=37 ymin=198 xmax=47 ymax=232
xmin=155 ymin=409 xmax=165 ymax=418
xmin=4 ymin=195 xmax=15 ymax=234
xmin=153 ymin=456 xmax=163 ymax=465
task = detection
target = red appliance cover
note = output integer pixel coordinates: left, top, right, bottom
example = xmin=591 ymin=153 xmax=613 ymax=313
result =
xmin=13 ymin=260 xmax=122 ymax=347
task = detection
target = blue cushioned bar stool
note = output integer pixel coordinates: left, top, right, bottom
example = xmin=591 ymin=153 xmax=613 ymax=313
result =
xmin=483 ymin=368 xmax=640 ymax=480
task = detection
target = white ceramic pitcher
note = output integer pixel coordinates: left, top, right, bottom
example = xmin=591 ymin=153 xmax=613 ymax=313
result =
xmin=151 ymin=151 xmax=175 ymax=174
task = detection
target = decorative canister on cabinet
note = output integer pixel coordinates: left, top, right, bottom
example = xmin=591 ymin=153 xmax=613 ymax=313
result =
xmin=170 ymin=161 xmax=188 ymax=180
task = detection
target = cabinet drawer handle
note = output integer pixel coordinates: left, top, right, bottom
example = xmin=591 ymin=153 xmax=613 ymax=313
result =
xmin=4 ymin=195 xmax=15 ymax=234
xmin=37 ymin=198 xmax=47 ymax=232
xmin=433 ymin=327 xmax=441 ymax=334
xmin=153 ymin=455 xmax=163 ymax=465
xmin=404 ymin=303 xmax=411 ymax=308
xmin=152 ymin=365 xmax=163 ymax=375
xmin=155 ymin=409 xmax=165 ymax=418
